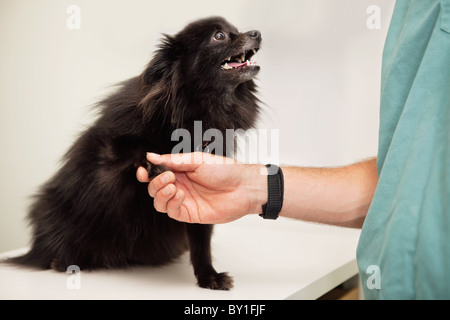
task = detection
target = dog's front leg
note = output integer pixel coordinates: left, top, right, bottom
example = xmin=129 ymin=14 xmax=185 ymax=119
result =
xmin=186 ymin=224 xmax=233 ymax=290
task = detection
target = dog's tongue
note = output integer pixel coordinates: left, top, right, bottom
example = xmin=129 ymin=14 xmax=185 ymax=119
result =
xmin=228 ymin=61 xmax=247 ymax=68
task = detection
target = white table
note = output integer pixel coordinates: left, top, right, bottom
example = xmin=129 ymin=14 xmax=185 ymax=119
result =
xmin=0 ymin=216 xmax=361 ymax=300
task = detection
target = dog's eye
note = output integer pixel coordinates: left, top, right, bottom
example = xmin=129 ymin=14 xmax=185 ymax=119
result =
xmin=213 ymin=31 xmax=226 ymax=41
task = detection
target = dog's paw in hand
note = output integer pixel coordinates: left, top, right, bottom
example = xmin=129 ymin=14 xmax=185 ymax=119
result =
xmin=197 ymin=272 xmax=234 ymax=290
xmin=145 ymin=161 xmax=168 ymax=180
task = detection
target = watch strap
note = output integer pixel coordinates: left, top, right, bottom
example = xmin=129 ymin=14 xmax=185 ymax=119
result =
xmin=260 ymin=164 xmax=284 ymax=220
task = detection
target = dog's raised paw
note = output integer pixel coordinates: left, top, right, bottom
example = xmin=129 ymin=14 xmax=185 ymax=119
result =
xmin=197 ymin=272 xmax=234 ymax=290
xmin=145 ymin=161 xmax=168 ymax=180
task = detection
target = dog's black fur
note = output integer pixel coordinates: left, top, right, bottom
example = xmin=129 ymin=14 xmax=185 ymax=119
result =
xmin=7 ymin=17 xmax=261 ymax=290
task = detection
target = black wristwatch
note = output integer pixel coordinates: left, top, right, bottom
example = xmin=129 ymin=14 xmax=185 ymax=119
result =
xmin=260 ymin=164 xmax=284 ymax=220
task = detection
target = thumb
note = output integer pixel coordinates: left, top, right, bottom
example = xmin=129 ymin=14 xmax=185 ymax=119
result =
xmin=146 ymin=152 xmax=203 ymax=172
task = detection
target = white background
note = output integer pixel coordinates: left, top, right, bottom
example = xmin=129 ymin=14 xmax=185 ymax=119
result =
xmin=0 ymin=0 xmax=394 ymax=252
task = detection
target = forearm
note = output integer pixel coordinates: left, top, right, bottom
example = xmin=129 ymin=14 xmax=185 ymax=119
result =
xmin=248 ymin=158 xmax=378 ymax=228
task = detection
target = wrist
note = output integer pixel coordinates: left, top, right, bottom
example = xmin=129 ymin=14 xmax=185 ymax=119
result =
xmin=243 ymin=164 xmax=268 ymax=215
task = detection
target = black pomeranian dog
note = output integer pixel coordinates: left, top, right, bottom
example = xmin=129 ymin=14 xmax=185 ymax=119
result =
xmin=8 ymin=17 xmax=261 ymax=290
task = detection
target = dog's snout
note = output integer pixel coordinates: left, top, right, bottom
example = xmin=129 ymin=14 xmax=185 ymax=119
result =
xmin=246 ymin=30 xmax=261 ymax=41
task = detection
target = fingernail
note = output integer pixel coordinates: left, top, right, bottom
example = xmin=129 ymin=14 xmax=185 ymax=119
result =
xmin=161 ymin=172 xmax=171 ymax=184
xmin=147 ymin=152 xmax=161 ymax=158
xmin=163 ymin=185 xmax=173 ymax=196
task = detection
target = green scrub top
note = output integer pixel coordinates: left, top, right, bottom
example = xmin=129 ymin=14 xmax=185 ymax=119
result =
xmin=357 ymin=0 xmax=450 ymax=299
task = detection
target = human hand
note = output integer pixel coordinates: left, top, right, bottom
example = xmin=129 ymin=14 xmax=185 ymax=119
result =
xmin=136 ymin=153 xmax=267 ymax=224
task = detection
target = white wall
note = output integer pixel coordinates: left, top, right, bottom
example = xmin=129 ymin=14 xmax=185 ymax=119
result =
xmin=0 ymin=0 xmax=395 ymax=252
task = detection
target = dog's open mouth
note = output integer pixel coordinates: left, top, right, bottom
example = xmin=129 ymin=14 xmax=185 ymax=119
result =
xmin=221 ymin=48 xmax=259 ymax=71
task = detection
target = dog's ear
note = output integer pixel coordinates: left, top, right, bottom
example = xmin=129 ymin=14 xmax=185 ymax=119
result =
xmin=142 ymin=35 xmax=181 ymax=85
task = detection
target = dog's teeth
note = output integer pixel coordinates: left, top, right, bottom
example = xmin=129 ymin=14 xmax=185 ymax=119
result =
xmin=225 ymin=56 xmax=231 ymax=61
xmin=222 ymin=63 xmax=232 ymax=70
xmin=240 ymin=53 xmax=246 ymax=62
xmin=252 ymin=49 xmax=257 ymax=55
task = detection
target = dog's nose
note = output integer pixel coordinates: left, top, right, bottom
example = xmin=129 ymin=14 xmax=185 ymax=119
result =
xmin=246 ymin=30 xmax=261 ymax=41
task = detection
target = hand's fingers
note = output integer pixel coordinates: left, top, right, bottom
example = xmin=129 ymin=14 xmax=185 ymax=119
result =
xmin=166 ymin=189 xmax=185 ymax=221
xmin=147 ymin=152 xmax=234 ymax=171
xmin=136 ymin=166 xmax=150 ymax=183
xmin=146 ymin=152 xmax=201 ymax=171
xmin=153 ymin=184 xmax=176 ymax=213
xmin=148 ymin=171 xmax=176 ymax=197
xmin=166 ymin=190 xmax=200 ymax=224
